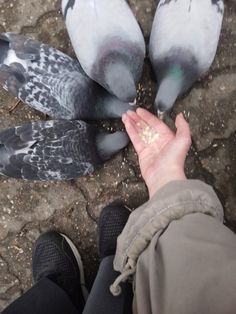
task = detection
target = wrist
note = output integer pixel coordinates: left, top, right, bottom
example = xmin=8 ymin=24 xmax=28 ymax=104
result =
xmin=145 ymin=168 xmax=187 ymax=198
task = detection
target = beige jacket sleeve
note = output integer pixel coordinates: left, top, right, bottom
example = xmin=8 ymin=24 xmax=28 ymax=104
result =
xmin=114 ymin=180 xmax=223 ymax=274
xmin=112 ymin=180 xmax=236 ymax=314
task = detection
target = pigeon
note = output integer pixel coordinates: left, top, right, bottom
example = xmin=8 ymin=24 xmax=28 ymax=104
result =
xmin=62 ymin=0 xmax=146 ymax=103
xmin=0 ymin=120 xmax=129 ymax=181
xmin=0 ymin=32 xmax=134 ymax=120
xmin=149 ymin=0 xmax=224 ymax=116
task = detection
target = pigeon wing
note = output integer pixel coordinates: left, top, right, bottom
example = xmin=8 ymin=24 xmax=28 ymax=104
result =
xmin=0 ymin=33 xmax=87 ymax=119
xmin=0 ymin=120 xmax=95 ymax=181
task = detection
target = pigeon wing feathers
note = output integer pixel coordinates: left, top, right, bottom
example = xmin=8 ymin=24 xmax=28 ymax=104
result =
xmin=3 ymin=33 xmax=83 ymax=74
xmin=0 ymin=33 xmax=88 ymax=119
xmin=19 ymin=69 xmax=88 ymax=119
xmin=0 ymin=32 xmax=133 ymax=120
xmin=0 ymin=124 xmax=37 ymax=179
xmin=0 ymin=62 xmax=79 ymax=119
xmin=0 ymin=121 xmax=95 ymax=181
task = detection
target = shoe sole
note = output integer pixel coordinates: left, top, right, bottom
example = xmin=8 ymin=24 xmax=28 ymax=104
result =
xmin=61 ymin=234 xmax=89 ymax=301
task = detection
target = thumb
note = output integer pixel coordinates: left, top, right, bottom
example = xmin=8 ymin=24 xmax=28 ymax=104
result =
xmin=175 ymin=113 xmax=192 ymax=153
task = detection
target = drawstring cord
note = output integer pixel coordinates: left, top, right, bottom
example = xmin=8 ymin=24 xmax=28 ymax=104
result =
xmin=110 ymin=265 xmax=136 ymax=296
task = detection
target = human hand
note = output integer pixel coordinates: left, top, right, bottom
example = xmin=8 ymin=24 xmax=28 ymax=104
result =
xmin=122 ymin=108 xmax=192 ymax=198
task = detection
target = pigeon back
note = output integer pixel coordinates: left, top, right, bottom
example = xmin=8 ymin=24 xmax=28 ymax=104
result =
xmin=62 ymin=0 xmax=146 ymax=102
xmin=0 ymin=33 xmax=133 ymax=120
xmin=150 ymin=0 xmax=224 ymax=75
xmin=149 ymin=0 xmax=224 ymax=114
xmin=62 ymin=0 xmax=145 ymax=74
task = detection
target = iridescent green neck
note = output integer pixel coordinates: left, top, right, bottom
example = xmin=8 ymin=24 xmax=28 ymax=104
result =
xmin=155 ymin=65 xmax=184 ymax=113
xmin=168 ymin=65 xmax=184 ymax=83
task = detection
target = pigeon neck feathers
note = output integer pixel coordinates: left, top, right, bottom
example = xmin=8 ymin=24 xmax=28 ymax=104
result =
xmin=91 ymin=38 xmax=144 ymax=102
xmin=155 ymin=65 xmax=184 ymax=114
xmin=104 ymin=61 xmax=137 ymax=103
xmin=90 ymin=83 xmax=135 ymax=119
xmin=96 ymin=131 xmax=129 ymax=161
xmin=154 ymin=50 xmax=200 ymax=113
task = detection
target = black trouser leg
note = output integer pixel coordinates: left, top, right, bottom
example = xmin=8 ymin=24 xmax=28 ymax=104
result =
xmin=2 ymin=278 xmax=78 ymax=314
xmin=2 ymin=258 xmax=133 ymax=314
xmin=83 ymin=256 xmax=133 ymax=314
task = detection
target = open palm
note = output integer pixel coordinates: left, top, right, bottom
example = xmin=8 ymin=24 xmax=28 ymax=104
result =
xmin=122 ymin=108 xmax=192 ymax=197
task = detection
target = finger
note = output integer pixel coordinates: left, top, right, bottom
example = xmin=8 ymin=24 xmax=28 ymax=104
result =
xmin=123 ymin=112 xmax=145 ymax=132
xmin=123 ymin=117 xmax=146 ymax=154
xmin=124 ymin=110 xmax=150 ymax=135
xmin=175 ymin=113 xmax=191 ymax=140
xmin=123 ymin=113 xmax=144 ymax=140
xmin=126 ymin=110 xmax=141 ymax=123
xmin=126 ymin=110 xmax=149 ymax=129
xmin=122 ymin=112 xmax=129 ymax=124
xmin=175 ymin=113 xmax=192 ymax=150
xmin=136 ymin=108 xmax=166 ymax=130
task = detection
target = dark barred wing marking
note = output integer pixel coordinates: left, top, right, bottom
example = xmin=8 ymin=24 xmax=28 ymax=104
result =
xmin=159 ymin=0 xmax=223 ymax=14
xmin=64 ymin=0 xmax=76 ymax=19
xmin=0 ymin=120 xmax=95 ymax=181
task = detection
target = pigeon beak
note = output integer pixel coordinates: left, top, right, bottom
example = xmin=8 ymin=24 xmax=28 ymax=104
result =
xmin=157 ymin=110 xmax=165 ymax=120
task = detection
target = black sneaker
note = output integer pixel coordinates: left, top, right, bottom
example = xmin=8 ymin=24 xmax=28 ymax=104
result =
xmin=32 ymin=231 xmax=88 ymax=312
xmin=98 ymin=201 xmax=131 ymax=260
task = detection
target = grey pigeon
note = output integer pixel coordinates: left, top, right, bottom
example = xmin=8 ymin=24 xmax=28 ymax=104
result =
xmin=0 ymin=33 xmax=134 ymax=120
xmin=62 ymin=0 xmax=146 ymax=103
xmin=0 ymin=120 xmax=129 ymax=181
xmin=149 ymin=0 xmax=224 ymax=116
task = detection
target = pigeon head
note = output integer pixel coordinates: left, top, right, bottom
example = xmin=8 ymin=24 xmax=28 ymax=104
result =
xmin=155 ymin=65 xmax=184 ymax=116
xmin=104 ymin=62 xmax=137 ymax=103
xmin=100 ymin=95 xmax=136 ymax=119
